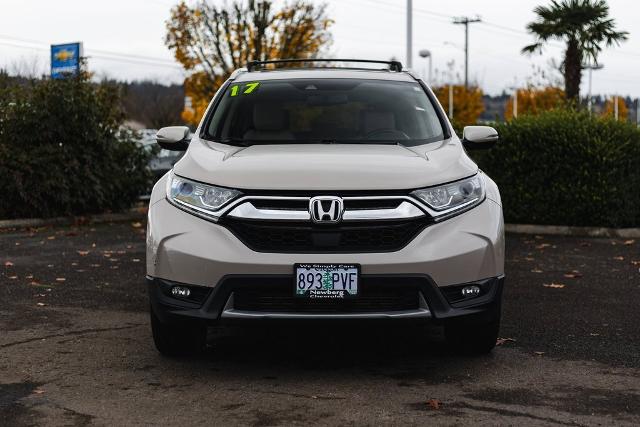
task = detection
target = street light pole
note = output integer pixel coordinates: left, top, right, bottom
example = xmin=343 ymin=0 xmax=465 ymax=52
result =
xmin=418 ymin=49 xmax=432 ymax=84
xmin=406 ymin=0 xmax=413 ymax=68
xmin=583 ymin=62 xmax=604 ymax=113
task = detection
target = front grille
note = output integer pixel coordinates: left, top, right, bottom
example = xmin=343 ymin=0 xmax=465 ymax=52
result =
xmin=220 ymin=218 xmax=428 ymax=253
xmin=232 ymin=283 xmax=419 ymax=313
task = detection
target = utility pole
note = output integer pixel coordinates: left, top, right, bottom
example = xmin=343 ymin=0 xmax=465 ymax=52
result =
xmin=453 ymin=16 xmax=481 ymax=89
xmin=406 ymin=0 xmax=413 ymax=68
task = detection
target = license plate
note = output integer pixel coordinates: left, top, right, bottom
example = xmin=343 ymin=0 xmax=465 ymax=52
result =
xmin=294 ymin=264 xmax=359 ymax=299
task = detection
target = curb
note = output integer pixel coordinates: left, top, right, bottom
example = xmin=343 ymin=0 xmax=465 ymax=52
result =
xmin=505 ymin=224 xmax=640 ymax=239
xmin=0 ymin=209 xmax=147 ymax=230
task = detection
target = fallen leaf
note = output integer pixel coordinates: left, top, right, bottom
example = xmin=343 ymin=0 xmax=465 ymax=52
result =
xmin=47 ymin=236 xmax=56 ymax=240
xmin=36 ymin=302 xmax=46 ymax=307
xmin=426 ymin=399 xmax=442 ymax=410
xmin=47 ymin=264 xmax=54 ymax=268
xmin=15 ymin=242 xmax=20 ymax=246
xmin=132 ymin=258 xmax=140 ymax=263
xmin=531 ymin=268 xmax=543 ymax=273
xmin=623 ymin=239 xmax=635 ymax=245
xmin=613 ymin=256 xmax=624 ymax=261
xmin=631 ymin=260 xmax=640 ymax=266
xmin=8 ymin=276 xmax=18 ymax=279
xmin=126 ymin=245 xmax=132 ymax=249
xmin=25 ymin=274 xmax=33 ymax=279
xmin=71 ymin=262 xmax=78 ymax=266
xmin=589 ymin=333 xmax=600 ymax=336
xmin=77 ymin=250 xmax=90 ymax=256
xmin=524 ymin=257 xmax=535 ymax=262
xmin=535 ymin=243 xmax=551 ymax=249
xmin=534 ymin=351 xmax=545 ymax=356
xmin=55 ymin=278 xmax=66 ymax=282
xmin=563 ymin=270 xmax=582 ymax=279
xmin=534 ymin=235 xmax=544 ymax=240
xmin=4 ymin=261 xmax=14 ymax=267
xmin=496 ymin=337 xmax=516 ymax=346
xmin=117 ymin=250 xmax=126 ymax=255
xmin=76 ymin=269 xmax=86 ymax=273
xmin=131 ymin=222 xmax=143 ymax=228
xmin=543 ymin=283 xmax=565 ymax=289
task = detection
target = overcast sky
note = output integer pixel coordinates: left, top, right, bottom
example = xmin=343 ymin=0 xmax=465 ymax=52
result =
xmin=1 ymin=0 xmax=638 ymax=97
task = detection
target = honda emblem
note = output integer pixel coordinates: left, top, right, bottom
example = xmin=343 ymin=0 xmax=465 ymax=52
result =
xmin=309 ymin=196 xmax=344 ymax=223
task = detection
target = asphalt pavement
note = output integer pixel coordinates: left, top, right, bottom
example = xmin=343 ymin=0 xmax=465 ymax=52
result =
xmin=1 ymin=221 xmax=639 ymax=426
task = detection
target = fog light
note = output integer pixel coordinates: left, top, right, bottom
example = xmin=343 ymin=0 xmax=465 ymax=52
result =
xmin=171 ymin=286 xmax=191 ymax=298
xmin=461 ymin=285 xmax=480 ymax=298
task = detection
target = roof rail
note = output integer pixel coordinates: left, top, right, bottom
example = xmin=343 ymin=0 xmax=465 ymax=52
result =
xmin=246 ymin=58 xmax=403 ymax=72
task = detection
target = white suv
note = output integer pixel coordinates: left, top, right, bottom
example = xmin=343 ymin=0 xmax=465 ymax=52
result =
xmin=146 ymin=59 xmax=504 ymax=356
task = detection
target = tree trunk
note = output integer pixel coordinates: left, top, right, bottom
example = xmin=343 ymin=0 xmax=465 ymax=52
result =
xmin=564 ymin=39 xmax=582 ymax=103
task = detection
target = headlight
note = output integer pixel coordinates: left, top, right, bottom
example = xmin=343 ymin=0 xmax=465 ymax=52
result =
xmin=411 ymin=173 xmax=485 ymax=217
xmin=166 ymin=171 xmax=241 ymax=217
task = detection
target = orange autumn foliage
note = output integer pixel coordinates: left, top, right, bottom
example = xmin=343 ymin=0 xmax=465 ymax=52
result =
xmin=602 ymin=97 xmax=628 ymax=121
xmin=504 ymin=87 xmax=566 ymax=120
xmin=432 ymin=85 xmax=484 ymax=128
xmin=166 ymin=0 xmax=333 ymax=126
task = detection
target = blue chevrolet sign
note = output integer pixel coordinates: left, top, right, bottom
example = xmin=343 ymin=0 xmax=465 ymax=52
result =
xmin=51 ymin=42 xmax=83 ymax=79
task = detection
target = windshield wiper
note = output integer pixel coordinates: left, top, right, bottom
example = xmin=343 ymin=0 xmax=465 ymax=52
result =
xmin=317 ymin=139 xmax=400 ymax=145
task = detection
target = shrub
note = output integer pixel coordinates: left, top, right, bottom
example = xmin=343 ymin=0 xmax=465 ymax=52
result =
xmin=0 ymin=74 xmax=151 ymax=219
xmin=471 ymin=109 xmax=640 ymax=227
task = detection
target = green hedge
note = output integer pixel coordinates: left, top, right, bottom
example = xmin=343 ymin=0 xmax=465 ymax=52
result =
xmin=472 ymin=109 xmax=640 ymax=228
xmin=0 ymin=74 xmax=150 ymax=219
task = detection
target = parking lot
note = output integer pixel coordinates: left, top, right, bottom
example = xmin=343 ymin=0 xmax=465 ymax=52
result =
xmin=1 ymin=221 xmax=639 ymax=426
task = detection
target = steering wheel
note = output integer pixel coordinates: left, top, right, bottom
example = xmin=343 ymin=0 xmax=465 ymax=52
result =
xmin=364 ymin=129 xmax=411 ymax=140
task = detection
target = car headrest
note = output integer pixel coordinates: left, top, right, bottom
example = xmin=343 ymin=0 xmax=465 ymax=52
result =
xmin=362 ymin=111 xmax=396 ymax=134
xmin=253 ymin=103 xmax=288 ymax=131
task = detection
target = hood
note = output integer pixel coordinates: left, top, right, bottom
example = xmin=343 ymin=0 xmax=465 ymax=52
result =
xmin=173 ymin=138 xmax=478 ymax=191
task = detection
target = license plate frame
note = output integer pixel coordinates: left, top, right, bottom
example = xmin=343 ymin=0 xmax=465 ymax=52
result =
xmin=294 ymin=263 xmax=360 ymax=299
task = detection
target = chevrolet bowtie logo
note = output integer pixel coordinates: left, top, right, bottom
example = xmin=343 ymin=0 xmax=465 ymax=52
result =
xmin=54 ymin=49 xmax=75 ymax=62
xmin=309 ymin=196 xmax=344 ymax=223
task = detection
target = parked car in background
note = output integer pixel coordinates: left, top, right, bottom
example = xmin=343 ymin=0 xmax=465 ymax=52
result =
xmin=136 ymin=129 xmax=188 ymax=199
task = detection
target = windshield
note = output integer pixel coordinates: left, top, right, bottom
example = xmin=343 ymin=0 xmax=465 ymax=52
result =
xmin=204 ymin=79 xmax=445 ymax=146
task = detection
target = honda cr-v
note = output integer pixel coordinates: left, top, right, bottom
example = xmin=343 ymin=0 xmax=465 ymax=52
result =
xmin=147 ymin=59 xmax=504 ymax=356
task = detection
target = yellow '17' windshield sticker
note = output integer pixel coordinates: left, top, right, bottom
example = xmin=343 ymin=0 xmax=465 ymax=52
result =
xmin=230 ymin=82 xmax=260 ymax=97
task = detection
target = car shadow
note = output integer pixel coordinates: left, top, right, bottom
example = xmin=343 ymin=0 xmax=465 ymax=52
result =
xmin=187 ymin=322 xmax=495 ymax=383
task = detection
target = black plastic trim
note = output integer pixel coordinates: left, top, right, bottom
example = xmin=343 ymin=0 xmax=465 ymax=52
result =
xmin=148 ymin=274 xmax=504 ymax=325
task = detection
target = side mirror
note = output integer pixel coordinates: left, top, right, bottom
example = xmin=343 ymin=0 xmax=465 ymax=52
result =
xmin=156 ymin=126 xmax=191 ymax=151
xmin=462 ymin=126 xmax=498 ymax=150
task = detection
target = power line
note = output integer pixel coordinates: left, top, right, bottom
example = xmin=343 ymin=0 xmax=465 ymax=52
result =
xmin=0 ymin=34 xmax=179 ymax=68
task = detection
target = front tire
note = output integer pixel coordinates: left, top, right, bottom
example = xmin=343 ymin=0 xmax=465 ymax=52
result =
xmin=445 ymin=317 xmax=500 ymax=355
xmin=150 ymin=306 xmax=206 ymax=357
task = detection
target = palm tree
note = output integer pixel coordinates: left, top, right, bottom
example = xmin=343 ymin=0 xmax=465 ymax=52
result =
xmin=522 ymin=0 xmax=627 ymax=102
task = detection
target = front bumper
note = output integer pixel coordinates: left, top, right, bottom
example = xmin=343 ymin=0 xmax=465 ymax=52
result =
xmin=148 ymin=274 xmax=504 ymax=324
xmin=147 ymin=197 xmax=504 ymax=288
